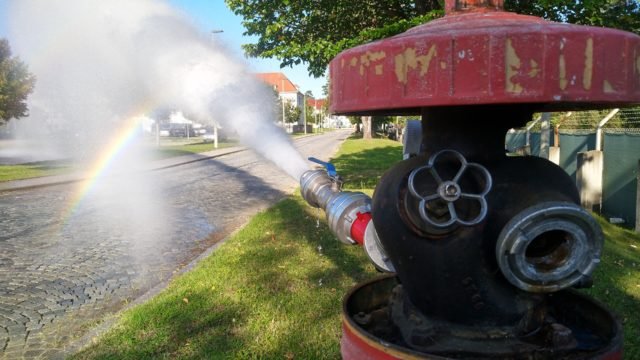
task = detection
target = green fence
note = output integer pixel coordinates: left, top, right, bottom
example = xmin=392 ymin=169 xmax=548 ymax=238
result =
xmin=558 ymin=131 xmax=596 ymax=181
xmin=505 ymin=129 xmax=638 ymax=227
xmin=504 ymin=130 xmax=554 ymax=155
xmin=505 ymin=130 xmax=526 ymax=152
xmin=602 ymin=131 xmax=640 ymax=224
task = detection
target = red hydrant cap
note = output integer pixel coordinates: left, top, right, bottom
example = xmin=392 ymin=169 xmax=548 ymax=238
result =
xmin=330 ymin=1 xmax=640 ymax=115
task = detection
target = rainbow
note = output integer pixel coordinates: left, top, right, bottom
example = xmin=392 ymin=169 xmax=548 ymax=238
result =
xmin=61 ymin=103 xmax=155 ymax=223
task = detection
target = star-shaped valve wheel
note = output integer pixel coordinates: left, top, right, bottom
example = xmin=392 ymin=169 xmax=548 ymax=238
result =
xmin=406 ymin=150 xmax=493 ymax=230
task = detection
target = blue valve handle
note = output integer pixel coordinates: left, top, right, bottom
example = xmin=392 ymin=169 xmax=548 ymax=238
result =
xmin=308 ymin=157 xmax=338 ymax=178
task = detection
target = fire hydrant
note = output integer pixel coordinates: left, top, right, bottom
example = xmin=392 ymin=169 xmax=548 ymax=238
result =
xmin=301 ymin=0 xmax=640 ymax=358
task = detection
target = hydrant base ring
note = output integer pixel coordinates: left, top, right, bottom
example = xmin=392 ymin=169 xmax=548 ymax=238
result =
xmin=342 ymin=275 xmax=622 ymax=359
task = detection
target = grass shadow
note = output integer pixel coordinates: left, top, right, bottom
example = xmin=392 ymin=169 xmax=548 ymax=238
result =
xmin=330 ymin=138 xmax=402 ymax=190
xmin=72 ymin=196 xmax=377 ymax=359
xmin=583 ymin=217 xmax=640 ymax=358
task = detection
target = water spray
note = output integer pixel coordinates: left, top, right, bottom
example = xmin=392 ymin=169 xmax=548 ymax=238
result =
xmin=5 ymin=0 xmax=309 ymax=181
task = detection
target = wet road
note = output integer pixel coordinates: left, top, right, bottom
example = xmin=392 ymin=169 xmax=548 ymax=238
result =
xmin=0 ymin=130 xmax=351 ymax=359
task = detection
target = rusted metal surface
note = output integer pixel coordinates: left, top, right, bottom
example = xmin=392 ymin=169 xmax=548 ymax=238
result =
xmin=330 ymin=8 xmax=640 ymax=115
xmin=367 ymin=105 xmax=617 ymax=356
xmin=325 ymin=1 xmax=631 ymax=358
xmin=342 ymin=276 xmax=623 ymax=359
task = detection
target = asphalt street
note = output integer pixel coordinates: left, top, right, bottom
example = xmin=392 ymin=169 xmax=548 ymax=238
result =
xmin=0 ymin=129 xmax=352 ymax=359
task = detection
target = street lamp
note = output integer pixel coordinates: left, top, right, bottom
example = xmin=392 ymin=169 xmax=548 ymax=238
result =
xmin=210 ymin=29 xmax=224 ymax=148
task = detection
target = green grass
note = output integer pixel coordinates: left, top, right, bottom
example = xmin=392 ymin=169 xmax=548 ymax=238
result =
xmin=289 ymin=128 xmax=331 ymax=137
xmin=332 ymin=134 xmax=402 ymax=191
xmin=72 ymin=195 xmax=377 ymax=359
xmin=584 ymin=218 xmax=640 ymax=358
xmin=0 ymin=161 xmax=73 ymax=182
xmin=0 ymin=140 xmax=238 ymax=182
xmin=152 ymin=141 xmax=238 ymax=159
xmin=71 ymin=137 xmax=640 ymax=359
xmin=71 ymin=137 xmax=394 ymax=359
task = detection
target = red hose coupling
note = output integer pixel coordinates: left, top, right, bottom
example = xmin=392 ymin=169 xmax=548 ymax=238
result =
xmin=350 ymin=212 xmax=372 ymax=245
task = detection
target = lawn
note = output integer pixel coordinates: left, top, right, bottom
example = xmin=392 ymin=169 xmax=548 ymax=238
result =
xmin=0 ymin=161 xmax=73 ymax=182
xmin=0 ymin=139 xmax=238 ymax=182
xmin=151 ymin=140 xmax=238 ymax=159
xmin=71 ymin=137 xmax=640 ymax=359
xmin=584 ymin=218 xmax=640 ymax=359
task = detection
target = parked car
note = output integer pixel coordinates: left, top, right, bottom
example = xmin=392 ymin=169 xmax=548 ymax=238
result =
xmin=168 ymin=123 xmax=197 ymax=137
xmin=202 ymin=133 xmax=216 ymax=143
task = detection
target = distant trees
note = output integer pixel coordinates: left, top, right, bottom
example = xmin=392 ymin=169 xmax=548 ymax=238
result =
xmin=284 ymin=103 xmax=301 ymax=124
xmin=225 ymin=0 xmax=443 ymax=78
xmin=0 ymin=38 xmax=35 ymax=124
xmin=506 ymin=1 xmax=640 ymax=34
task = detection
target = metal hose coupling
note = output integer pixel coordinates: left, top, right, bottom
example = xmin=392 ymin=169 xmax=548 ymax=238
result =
xmin=496 ymin=202 xmax=604 ymax=293
xmin=300 ymin=158 xmax=394 ymax=272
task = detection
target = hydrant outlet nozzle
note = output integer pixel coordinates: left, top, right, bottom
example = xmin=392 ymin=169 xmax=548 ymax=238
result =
xmin=300 ymin=159 xmax=394 ymax=272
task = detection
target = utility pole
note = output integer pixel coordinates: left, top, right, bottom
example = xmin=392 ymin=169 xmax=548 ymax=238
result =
xmin=303 ymin=92 xmax=307 ymax=134
xmin=155 ymin=121 xmax=160 ymax=147
xmin=210 ymin=29 xmax=224 ymax=148
xmin=281 ymin=79 xmax=286 ymax=132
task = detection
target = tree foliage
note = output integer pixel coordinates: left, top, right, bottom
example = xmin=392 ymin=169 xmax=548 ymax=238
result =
xmin=506 ymin=0 xmax=640 ymax=33
xmin=0 ymin=38 xmax=36 ymax=124
xmin=284 ymin=102 xmax=301 ymax=124
xmin=226 ymin=0 xmax=640 ymax=79
xmin=225 ymin=0 xmax=444 ymax=78
xmin=304 ymin=102 xmax=315 ymax=125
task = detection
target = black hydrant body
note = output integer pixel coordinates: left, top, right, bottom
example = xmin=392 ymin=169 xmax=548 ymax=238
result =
xmin=301 ymin=0 xmax=640 ymax=358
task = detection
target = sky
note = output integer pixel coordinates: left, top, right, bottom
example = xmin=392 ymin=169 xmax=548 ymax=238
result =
xmin=0 ymin=0 xmax=328 ymax=98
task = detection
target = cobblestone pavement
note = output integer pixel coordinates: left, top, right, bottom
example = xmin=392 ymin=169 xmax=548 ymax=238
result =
xmin=0 ymin=130 xmax=351 ymax=359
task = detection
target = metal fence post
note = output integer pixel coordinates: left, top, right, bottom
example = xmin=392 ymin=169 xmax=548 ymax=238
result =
xmin=595 ymin=109 xmax=619 ymax=151
xmin=636 ymin=160 xmax=640 ymax=232
xmin=576 ymin=150 xmax=603 ymax=212
xmin=524 ymin=115 xmax=542 ymax=155
xmin=539 ymin=113 xmax=551 ymax=159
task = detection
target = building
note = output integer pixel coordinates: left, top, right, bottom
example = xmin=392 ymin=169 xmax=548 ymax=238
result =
xmin=306 ymin=97 xmax=349 ymax=129
xmin=255 ymin=72 xmax=304 ymax=128
xmin=306 ymin=97 xmax=326 ymax=128
xmin=307 ymin=98 xmax=325 ymax=113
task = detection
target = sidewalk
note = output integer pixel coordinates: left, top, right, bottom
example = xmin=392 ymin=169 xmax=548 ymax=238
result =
xmin=0 ymin=145 xmax=247 ymax=192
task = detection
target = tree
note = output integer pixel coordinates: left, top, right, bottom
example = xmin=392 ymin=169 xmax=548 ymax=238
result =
xmin=305 ymin=101 xmax=315 ymax=126
xmin=348 ymin=115 xmax=395 ymax=139
xmin=506 ymin=1 xmax=640 ymax=33
xmin=284 ymin=102 xmax=301 ymax=124
xmin=225 ymin=0 xmax=443 ymax=78
xmin=0 ymin=38 xmax=36 ymax=124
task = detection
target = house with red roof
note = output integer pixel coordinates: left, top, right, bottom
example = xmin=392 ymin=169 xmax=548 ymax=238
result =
xmin=307 ymin=96 xmax=351 ymax=129
xmin=306 ymin=98 xmax=325 ymax=113
xmin=255 ymin=72 xmax=304 ymax=126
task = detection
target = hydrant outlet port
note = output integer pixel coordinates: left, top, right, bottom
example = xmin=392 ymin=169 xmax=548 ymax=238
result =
xmin=496 ymin=202 xmax=603 ymax=293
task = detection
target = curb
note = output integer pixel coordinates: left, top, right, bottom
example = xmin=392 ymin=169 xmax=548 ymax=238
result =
xmin=0 ymin=133 xmax=323 ymax=193
xmin=0 ymin=146 xmax=248 ymax=192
